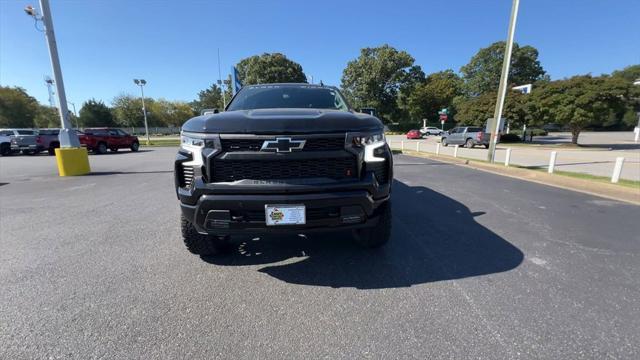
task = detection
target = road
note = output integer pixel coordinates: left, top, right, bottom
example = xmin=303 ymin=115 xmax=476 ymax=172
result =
xmin=1 ymin=148 xmax=639 ymax=359
xmin=386 ymin=134 xmax=640 ymax=181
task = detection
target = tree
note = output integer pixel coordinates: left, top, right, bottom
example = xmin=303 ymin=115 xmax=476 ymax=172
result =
xmin=407 ymin=70 xmax=463 ymax=123
xmin=535 ymin=75 xmax=629 ymax=144
xmin=461 ymin=41 xmax=546 ymax=95
xmin=112 ymin=94 xmax=145 ymax=127
xmin=34 ymin=106 xmax=61 ymax=128
xmin=190 ymin=84 xmax=224 ymax=113
xmin=236 ymin=53 xmax=306 ymax=85
xmin=611 ymin=64 xmax=640 ymax=83
xmin=341 ymin=44 xmax=419 ymax=122
xmin=150 ymin=99 xmax=195 ymax=127
xmin=0 ymin=86 xmax=39 ymax=128
xmin=78 ymin=99 xmax=116 ymax=127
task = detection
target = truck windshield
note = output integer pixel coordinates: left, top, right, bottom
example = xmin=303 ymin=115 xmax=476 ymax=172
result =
xmin=227 ymin=85 xmax=349 ymax=111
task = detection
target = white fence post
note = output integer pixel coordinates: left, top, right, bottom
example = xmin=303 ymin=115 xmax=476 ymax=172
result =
xmin=548 ymin=151 xmax=558 ymax=173
xmin=505 ymin=148 xmax=512 ymax=167
xmin=454 ymin=145 xmax=459 ymax=158
xmin=401 ymin=141 xmax=404 ymax=152
xmin=436 ymin=143 xmax=441 ymax=155
xmin=611 ymin=157 xmax=625 ymax=183
xmin=416 ymin=142 xmax=420 ymax=152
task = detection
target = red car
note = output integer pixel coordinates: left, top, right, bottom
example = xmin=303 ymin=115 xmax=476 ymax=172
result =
xmin=406 ymin=129 xmax=422 ymax=139
xmin=79 ymin=128 xmax=140 ymax=154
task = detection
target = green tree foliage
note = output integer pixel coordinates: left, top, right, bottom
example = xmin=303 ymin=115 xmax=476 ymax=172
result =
xmin=149 ymin=99 xmax=195 ymax=127
xmin=79 ymin=99 xmax=116 ymax=127
xmin=236 ymin=53 xmax=306 ymax=85
xmin=611 ymin=64 xmax=640 ymax=83
xmin=341 ymin=44 xmax=420 ymax=122
xmin=112 ymin=94 xmax=145 ymax=127
xmin=407 ymin=70 xmax=462 ymax=122
xmin=534 ymin=75 xmax=630 ymax=143
xmin=190 ymin=84 xmax=224 ymax=113
xmin=0 ymin=86 xmax=39 ymax=128
xmin=460 ymin=41 xmax=546 ymax=95
xmin=34 ymin=106 xmax=61 ymax=128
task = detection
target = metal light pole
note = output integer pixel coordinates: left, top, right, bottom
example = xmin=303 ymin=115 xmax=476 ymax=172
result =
xmin=67 ymin=101 xmax=78 ymax=128
xmin=487 ymin=0 xmax=520 ymax=162
xmin=133 ymin=79 xmax=150 ymax=145
xmin=634 ymin=78 xmax=640 ymax=143
xmin=28 ymin=1 xmax=80 ymax=147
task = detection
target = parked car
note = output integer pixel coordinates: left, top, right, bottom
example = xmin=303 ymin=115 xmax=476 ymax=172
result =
xmin=0 ymin=131 xmax=11 ymax=156
xmin=440 ymin=126 xmax=491 ymax=148
xmin=0 ymin=129 xmax=40 ymax=154
xmin=406 ymin=129 xmax=422 ymax=139
xmin=420 ymin=126 xmax=443 ymax=136
xmin=36 ymin=128 xmax=61 ymax=155
xmin=79 ymin=128 xmax=140 ymax=154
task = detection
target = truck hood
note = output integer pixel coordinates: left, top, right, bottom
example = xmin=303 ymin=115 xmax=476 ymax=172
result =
xmin=181 ymin=109 xmax=383 ymax=134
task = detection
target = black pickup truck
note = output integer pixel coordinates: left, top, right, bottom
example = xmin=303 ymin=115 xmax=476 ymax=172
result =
xmin=175 ymin=83 xmax=393 ymax=255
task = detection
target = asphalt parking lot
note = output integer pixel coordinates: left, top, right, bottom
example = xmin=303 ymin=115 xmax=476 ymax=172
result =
xmin=1 ymin=147 xmax=639 ymax=359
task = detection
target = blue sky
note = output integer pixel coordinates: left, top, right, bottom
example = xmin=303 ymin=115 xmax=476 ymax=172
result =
xmin=1 ymin=0 xmax=639 ymax=107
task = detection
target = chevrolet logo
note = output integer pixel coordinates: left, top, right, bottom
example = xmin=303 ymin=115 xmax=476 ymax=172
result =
xmin=260 ymin=137 xmax=306 ymax=152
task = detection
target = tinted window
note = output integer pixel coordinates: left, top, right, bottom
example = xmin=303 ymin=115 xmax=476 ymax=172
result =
xmin=39 ymin=129 xmax=59 ymax=135
xmin=116 ymin=129 xmax=128 ymax=136
xmin=467 ymin=127 xmax=483 ymax=132
xmin=17 ymin=130 xmax=35 ymax=135
xmin=227 ymin=85 xmax=349 ymax=111
xmin=0 ymin=130 xmax=13 ymax=136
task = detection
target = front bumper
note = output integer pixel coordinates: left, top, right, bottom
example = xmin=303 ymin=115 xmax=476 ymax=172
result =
xmin=180 ymin=188 xmax=389 ymax=235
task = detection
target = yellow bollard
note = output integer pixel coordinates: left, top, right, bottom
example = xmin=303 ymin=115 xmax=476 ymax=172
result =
xmin=55 ymin=147 xmax=91 ymax=176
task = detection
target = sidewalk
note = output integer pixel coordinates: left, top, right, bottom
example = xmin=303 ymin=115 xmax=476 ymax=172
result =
xmin=388 ymin=138 xmax=640 ymax=182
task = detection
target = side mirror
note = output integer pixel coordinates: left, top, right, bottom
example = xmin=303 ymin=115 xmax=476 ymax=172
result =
xmin=201 ymin=108 xmax=219 ymax=115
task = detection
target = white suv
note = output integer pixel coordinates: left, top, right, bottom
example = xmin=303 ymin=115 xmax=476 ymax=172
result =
xmin=419 ymin=126 xmax=443 ymax=136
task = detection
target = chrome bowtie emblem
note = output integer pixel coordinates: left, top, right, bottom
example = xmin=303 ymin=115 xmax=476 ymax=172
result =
xmin=261 ymin=137 xmax=306 ymax=152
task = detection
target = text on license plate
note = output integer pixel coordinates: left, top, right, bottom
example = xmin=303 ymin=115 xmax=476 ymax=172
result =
xmin=265 ymin=205 xmax=306 ymax=226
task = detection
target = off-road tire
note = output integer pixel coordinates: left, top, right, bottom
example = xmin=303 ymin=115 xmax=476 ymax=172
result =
xmin=353 ymin=201 xmax=392 ymax=248
xmin=0 ymin=143 xmax=10 ymax=156
xmin=181 ymin=215 xmax=229 ymax=256
xmin=97 ymin=142 xmax=108 ymax=154
xmin=48 ymin=142 xmax=59 ymax=156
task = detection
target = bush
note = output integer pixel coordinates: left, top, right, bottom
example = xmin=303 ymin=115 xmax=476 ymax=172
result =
xmin=510 ymin=128 xmax=548 ymax=137
xmin=500 ymin=133 xmax=521 ymax=143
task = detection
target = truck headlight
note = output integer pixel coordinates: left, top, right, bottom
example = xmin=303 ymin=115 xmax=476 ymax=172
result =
xmin=348 ymin=131 xmax=386 ymax=163
xmin=180 ymin=133 xmax=205 ymax=148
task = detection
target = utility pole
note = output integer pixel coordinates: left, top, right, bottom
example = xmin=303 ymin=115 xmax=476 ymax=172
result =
xmin=68 ymin=101 xmax=78 ymax=128
xmin=133 ymin=79 xmax=150 ymax=145
xmin=217 ymin=48 xmax=226 ymax=108
xmin=25 ymin=1 xmax=89 ymax=176
xmin=634 ymin=78 xmax=640 ymax=143
xmin=32 ymin=0 xmax=79 ymax=147
xmin=487 ymin=0 xmax=520 ymax=162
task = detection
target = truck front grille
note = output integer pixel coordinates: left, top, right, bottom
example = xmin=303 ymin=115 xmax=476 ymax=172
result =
xmin=212 ymin=157 xmax=356 ymax=182
xmin=220 ymin=137 xmax=345 ymax=152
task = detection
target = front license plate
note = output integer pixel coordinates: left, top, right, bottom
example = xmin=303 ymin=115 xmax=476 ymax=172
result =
xmin=265 ymin=205 xmax=306 ymax=226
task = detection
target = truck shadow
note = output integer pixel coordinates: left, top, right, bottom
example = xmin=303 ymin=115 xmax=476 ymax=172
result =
xmin=201 ymin=180 xmax=524 ymax=289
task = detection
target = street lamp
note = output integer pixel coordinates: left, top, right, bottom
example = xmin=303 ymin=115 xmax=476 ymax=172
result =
xmin=67 ymin=101 xmax=78 ymax=128
xmin=634 ymin=78 xmax=640 ymax=143
xmin=487 ymin=0 xmax=520 ymax=162
xmin=133 ymin=79 xmax=150 ymax=145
